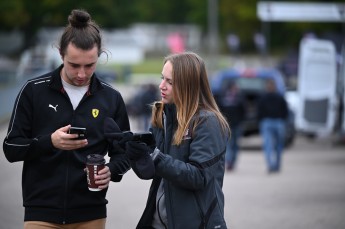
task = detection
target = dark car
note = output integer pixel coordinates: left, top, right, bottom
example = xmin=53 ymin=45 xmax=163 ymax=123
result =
xmin=95 ymin=68 xmax=118 ymax=83
xmin=211 ymin=67 xmax=295 ymax=147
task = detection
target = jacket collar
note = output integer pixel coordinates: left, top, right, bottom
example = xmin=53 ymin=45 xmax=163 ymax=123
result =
xmin=163 ymin=103 xmax=178 ymax=131
xmin=49 ymin=64 xmax=105 ymax=95
xmin=164 ymin=103 xmax=176 ymax=114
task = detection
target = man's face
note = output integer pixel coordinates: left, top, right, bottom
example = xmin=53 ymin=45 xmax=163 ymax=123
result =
xmin=61 ymin=43 xmax=98 ymax=86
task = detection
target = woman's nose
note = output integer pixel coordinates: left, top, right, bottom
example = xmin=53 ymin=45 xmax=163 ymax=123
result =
xmin=159 ymin=82 xmax=164 ymax=90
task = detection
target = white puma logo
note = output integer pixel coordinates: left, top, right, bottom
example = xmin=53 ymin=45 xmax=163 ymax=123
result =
xmin=49 ymin=104 xmax=58 ymax=112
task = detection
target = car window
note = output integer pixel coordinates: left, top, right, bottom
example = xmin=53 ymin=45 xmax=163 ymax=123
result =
xmin=236 ymin=77 xmax=266 ymax=91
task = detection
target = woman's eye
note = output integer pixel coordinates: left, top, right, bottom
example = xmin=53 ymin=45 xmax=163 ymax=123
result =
xmin=161 ymin=75 xmax=172 ymax=85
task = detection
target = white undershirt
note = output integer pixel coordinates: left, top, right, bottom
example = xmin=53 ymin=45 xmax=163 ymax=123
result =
xmin=62 ymin=78 xmax=89 ymax=110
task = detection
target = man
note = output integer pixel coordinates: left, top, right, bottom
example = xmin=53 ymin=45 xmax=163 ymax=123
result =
xmin=258 ymin=79 xmax=288 ymax=173
xmin=219 ymin=82 xmax=245 ymax=171
xmin=3 ymin=9 xmax=130 ymax=228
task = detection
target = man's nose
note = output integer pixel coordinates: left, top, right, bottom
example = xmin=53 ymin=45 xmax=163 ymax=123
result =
xmin=77 ymin=68 xmax=86 ymax=77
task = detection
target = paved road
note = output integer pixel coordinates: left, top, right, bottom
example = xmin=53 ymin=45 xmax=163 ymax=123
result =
xmin=1 ymin=120 xmax=345 ymax=229
xmin=1 ymin=77 xmax=345 ymax=229
xmin=0 ymin=82 xmax=23 ymax=124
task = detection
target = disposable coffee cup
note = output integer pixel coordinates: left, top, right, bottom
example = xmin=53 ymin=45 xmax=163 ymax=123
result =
xmin=86 ymin=154 xmax=105 ymax=191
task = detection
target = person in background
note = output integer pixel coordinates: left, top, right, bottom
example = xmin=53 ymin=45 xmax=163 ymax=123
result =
xmin=219 ymin=82 xmax=245 ymax=171
xmin=125 ymin=52 xmax=230 ymax=229
xmin=139 ymin=83 xmax=160 ymax=131
xmin=257 ymin=79 xmax=288 ymax=173
xmin=2 ymin=9 xmax=130 ymax=229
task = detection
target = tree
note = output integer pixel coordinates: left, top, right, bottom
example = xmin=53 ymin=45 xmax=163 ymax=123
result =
xmin=0 ymin=0 xmax=343 ymax=54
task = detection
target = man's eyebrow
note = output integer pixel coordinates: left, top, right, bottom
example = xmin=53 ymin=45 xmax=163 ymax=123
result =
xmin=67 ymin=61 xmax=97 ymax=66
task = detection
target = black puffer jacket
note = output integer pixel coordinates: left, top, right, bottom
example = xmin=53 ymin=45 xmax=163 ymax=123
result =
xmin=137 ymin=104 xmax=228 ymax=229
xmin=3 ymin=65 xmax=130 ymax=224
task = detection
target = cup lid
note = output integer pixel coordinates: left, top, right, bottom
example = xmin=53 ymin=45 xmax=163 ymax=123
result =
xmin=86 ymin=154 xmax=105 ymax=165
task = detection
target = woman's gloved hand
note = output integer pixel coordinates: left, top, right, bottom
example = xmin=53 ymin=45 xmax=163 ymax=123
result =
xmin=126 ymin=141 xmax=155 ymax=180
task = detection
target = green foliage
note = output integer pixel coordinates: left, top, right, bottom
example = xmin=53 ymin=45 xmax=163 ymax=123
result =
xmin=107 ymin=58 xmax=163 ymax=75
xmin=0 ymin=0 xmax=343 ymax=53
xmin=0 ymin=0 xmax=28 ymax=29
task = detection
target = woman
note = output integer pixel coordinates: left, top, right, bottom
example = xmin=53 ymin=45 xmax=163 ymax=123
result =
xmin=126 ymin=52 xmax=230 ymax=229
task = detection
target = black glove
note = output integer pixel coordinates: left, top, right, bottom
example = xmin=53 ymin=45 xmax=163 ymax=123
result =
xmin=104 ymin=117 xmax=128 ymax=152
xmin=104 ymin=117 xmax=121 ymax=135
xmin=126 ymin=141 xmax=155 ymax=180
xmin=103 ymin=118 xmax=130 ymax=181
xmin=110 ymin=140 xmax=126 ymax=154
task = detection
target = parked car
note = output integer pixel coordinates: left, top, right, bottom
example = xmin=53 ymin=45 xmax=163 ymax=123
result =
xmin=95 ymin=68 xmax=118 ymax=83
xmin=211 ymin=67 xmax=295 ymax=147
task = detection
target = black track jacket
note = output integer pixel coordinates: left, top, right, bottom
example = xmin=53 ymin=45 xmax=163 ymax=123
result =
xmin=3 ymin=65 xmax=130 ymax=224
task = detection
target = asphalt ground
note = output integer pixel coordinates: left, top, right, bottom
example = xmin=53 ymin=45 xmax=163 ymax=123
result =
xmin=1 ymin=119 xmax=345 ymax=229
xmin=1 ymin=63 xmax=345 ymax=228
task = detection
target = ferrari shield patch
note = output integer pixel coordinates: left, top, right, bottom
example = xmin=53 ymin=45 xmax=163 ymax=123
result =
xmin=92 ymin=109 xmax=99 ymax=118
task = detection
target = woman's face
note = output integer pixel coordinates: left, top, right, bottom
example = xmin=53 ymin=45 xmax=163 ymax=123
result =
xmin=159 ymin=61 xmax=174 ymax=104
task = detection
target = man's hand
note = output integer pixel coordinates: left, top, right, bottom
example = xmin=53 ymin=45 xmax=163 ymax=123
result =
xmin=94 ymin=166 xmax=111 ymax=190
xmin=51 ymin=125 xmax=88 ymax=150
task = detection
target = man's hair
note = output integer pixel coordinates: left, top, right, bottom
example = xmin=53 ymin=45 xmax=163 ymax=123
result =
xmin=266 ymin=78 xmax=277 ymax=92
xmin=59 ymin=9 xmax=102 ymax=57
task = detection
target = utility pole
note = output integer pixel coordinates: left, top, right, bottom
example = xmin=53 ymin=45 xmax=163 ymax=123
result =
xmin=208 ymin=0 xmax=219 ymax=72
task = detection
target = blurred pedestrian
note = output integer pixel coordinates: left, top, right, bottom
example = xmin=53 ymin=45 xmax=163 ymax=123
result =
xmin=257 ymin=79 xmax=288 ymax=173
xmin=253 ymin=32 xmax=267 ymax=56
xmin=227 ymin=33 xmax=240 ymax=55
xmin=167 ymin=32 xmax=185 ymax=54
xmin=125 ymin=52 xmax=230 ymax=228
xmin=219 ymin=82 xmax=245 ymax=171
xmin=2 ymin=9 xmax=130 ymax=229
xmin=139 ymin=83 xmax=159 ymax=131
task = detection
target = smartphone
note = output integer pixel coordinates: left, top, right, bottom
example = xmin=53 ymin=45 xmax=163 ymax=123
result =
xmin=132 ymin=132 xmax=155 ymax=146
xmin=69 ymin=127 xmax=87 ymax=140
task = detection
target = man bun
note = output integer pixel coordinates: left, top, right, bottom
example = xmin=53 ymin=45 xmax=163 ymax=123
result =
xmin=68 ymin=9 xmax=91 ymax=28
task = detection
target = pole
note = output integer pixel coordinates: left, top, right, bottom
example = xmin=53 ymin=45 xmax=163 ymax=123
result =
xmin=208 ymin=0 xmax=219 ymax=72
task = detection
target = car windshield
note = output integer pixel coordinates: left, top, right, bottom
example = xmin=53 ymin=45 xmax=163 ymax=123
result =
xmin=236 ymin=77 xmax=266 ymax=91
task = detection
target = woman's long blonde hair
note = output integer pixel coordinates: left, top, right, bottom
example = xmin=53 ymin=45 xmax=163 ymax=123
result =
xmin=152 ymin=52 xmax=230 ymax=145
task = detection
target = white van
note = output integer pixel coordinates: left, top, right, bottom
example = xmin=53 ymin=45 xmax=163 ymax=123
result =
xmin=340 ymin=46 xmax=345 ymax=135
xmin=295 ymin=38 xmax=339 ymax=137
